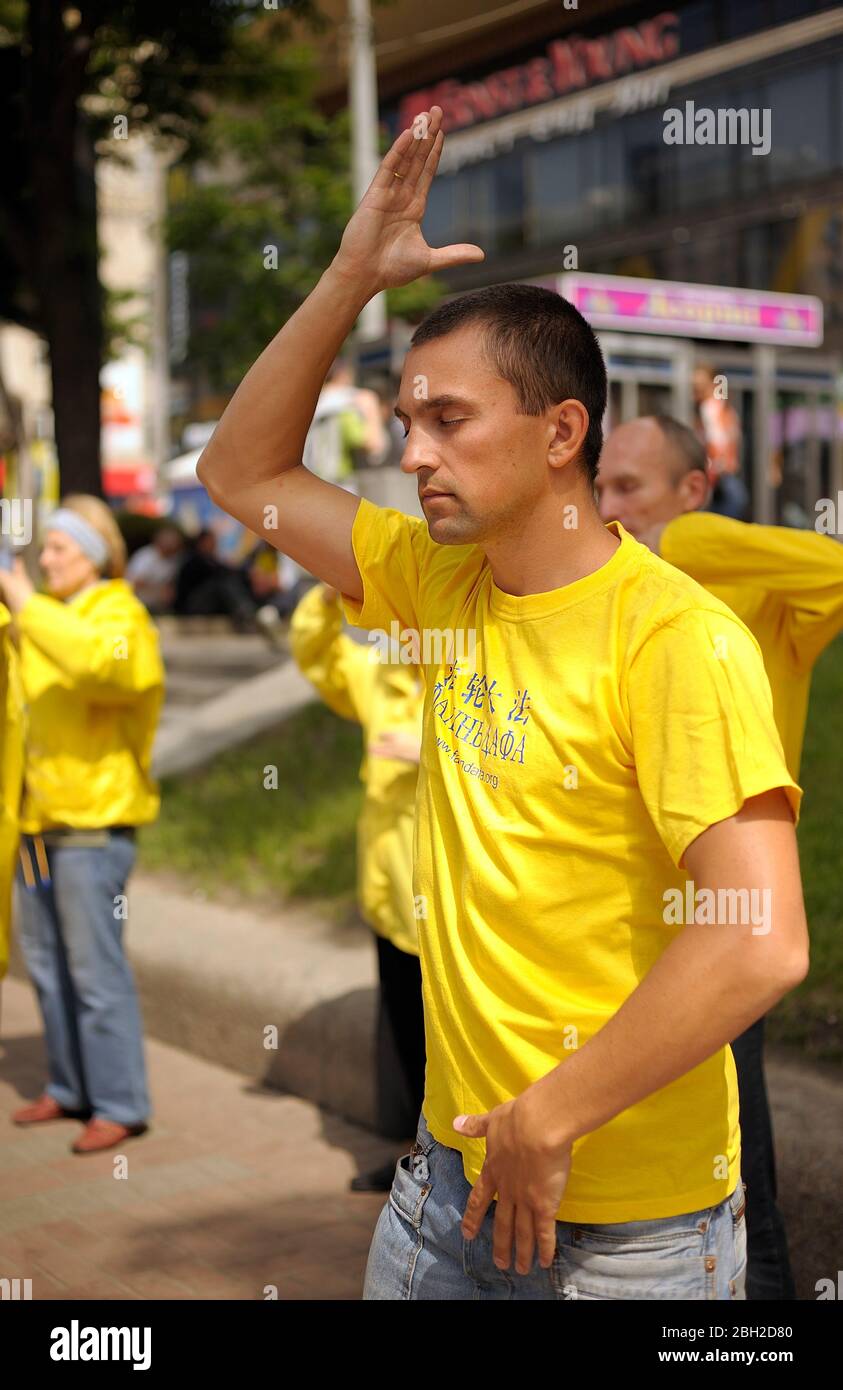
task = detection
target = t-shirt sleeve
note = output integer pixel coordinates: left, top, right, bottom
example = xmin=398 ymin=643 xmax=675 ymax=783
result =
xmin=340 ymin=497 xmax=436 ymax=635
xmin=626 ymin=606 xmax=802 ymax=867
xmin=660 ymin=512 xmax=843 ymax=671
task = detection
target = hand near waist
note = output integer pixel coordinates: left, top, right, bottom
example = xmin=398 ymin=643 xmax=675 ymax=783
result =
xmin=454 ymin=1086 xmax=573 ymax=1276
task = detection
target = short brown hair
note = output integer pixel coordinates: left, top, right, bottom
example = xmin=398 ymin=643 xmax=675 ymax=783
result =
xmin=410 ymin=284 xmax=607 ymax=482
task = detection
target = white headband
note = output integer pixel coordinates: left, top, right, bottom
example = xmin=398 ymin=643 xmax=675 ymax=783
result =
xmin=47 ymin=508 xmax=109 ymax=570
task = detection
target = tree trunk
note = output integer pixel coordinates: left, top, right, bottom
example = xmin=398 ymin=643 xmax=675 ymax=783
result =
xmin=26 ymin=0 xmax=103 ymax=498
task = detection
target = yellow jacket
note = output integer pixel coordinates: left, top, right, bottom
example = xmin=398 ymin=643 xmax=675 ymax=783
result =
xmin=661 ymin=513 xmax=843 ymax=778
xmin=290 ymin=583 xmax=423 ymax=957
xmin=16 ymin=579 xmax=165 ymax=833
xmin=0 ymin=604 xmax=25 ymax=977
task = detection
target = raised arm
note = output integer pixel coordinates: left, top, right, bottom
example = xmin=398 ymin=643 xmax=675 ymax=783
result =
xmin=196 ymin=105 xmax=483 ymax=600
xmin=657 ymin=512 xmax=843 ymax=667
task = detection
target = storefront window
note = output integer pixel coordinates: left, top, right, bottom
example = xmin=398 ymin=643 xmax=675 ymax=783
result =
xmin=422 ymin=177 xmax=457 ymax=250
xmin=766 ymin=64 xmax=834 ymax=185
xmin=493 ymin=150 xmax=525 ymax=253
xmin=525 ymin=137 xmax=587 ymax=245
xmin=420 ymin=45 xmax=842 ymax=263
xmin=455 ymin=163 xmax=495 ymax=247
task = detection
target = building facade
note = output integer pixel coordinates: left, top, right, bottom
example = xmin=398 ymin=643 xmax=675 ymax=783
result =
xmin=368 ymin=0 xmax=843 ymax=524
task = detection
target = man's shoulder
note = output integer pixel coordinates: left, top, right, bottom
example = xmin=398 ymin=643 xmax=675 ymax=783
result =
xmin=620 ymin=541 xmax=760 ymax=661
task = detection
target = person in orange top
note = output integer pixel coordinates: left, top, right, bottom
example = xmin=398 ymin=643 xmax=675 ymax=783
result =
xmin=597 ymin=413 xmax=843 ymax=1300
xmin=693 ymin=364 xmax=749 ymax=520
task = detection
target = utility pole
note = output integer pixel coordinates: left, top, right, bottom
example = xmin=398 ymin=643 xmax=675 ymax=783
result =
xmin=348 ymin=0 xmax=387 ymax=344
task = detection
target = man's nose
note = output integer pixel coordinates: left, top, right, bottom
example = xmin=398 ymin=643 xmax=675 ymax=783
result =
xmin=400 ymin=434 xmax=435 ymax=476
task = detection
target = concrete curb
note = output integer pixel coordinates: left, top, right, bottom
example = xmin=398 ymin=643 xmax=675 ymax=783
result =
xmin=152 ymin=661 xmax=316 ymax=779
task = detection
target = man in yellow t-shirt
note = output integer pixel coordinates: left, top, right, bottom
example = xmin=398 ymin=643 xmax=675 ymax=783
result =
xmin=597 ymin=413 xmax=843 ymax=1301
xmin=195 ymin=105 xmax=810 ymax=1300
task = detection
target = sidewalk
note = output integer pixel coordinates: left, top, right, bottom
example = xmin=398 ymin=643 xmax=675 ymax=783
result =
xmin=0 ymin=975 xmax=394 ymax=1301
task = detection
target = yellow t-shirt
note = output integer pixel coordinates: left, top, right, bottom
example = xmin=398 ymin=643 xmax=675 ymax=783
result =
xmin=342 ymin=499 xmax=801 ymax=1222
xmin=660 ymin=512 xmax=843 ymax=779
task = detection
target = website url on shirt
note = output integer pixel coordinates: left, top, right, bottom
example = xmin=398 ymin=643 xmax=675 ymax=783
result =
xmin=435 ymin=735 xmax=500 ymax=789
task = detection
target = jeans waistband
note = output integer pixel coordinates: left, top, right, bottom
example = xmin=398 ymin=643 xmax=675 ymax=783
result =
xmin=34 ymin=826 xmax=137 ymax=847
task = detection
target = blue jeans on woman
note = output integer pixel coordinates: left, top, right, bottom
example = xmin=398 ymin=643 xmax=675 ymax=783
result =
xmin=15 ymin=833 xmax=150 ymax=1128
xmin=364 ymin=1110 xmax=747 ymax=1300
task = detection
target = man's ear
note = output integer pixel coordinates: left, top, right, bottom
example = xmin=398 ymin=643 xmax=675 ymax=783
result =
xmin=679 ymin=468 xmax=710 ymax=512
xmin=548 ymin=400 xmax=589 ymax=471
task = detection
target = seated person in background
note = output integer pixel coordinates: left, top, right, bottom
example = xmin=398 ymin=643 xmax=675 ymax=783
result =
xmin=174 ymin=527 xmax=257 ymax=630
xmin=290 ymin=581 xmax=425 ymax=1192
xmin=125 ymin=525 xmax=185 ymax=614
xmin=597 ymin=412 xmax=843 ymax=1301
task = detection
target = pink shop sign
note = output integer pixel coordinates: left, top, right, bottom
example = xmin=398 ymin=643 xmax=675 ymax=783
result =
xmin=559 ymin=272 xmax=823 ymax=348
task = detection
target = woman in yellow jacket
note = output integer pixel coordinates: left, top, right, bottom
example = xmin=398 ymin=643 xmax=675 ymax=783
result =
xmin=290 ymin=581 xmax=425 ymax=1192
xmin=0 ymin=599 xmax=24 ymax=989
xmin=0 ymin=496 xmax=164 ymax=1155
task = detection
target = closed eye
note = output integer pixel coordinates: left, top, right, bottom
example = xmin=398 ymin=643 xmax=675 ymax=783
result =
xmin=400 ymin=417 xmax=466 ymax=438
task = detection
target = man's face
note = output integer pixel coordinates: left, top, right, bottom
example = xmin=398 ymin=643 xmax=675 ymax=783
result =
xmin=596 ymin=419 xmax=697 ymax=539
xmin=395 ymin=325 xmax=565 ymax=546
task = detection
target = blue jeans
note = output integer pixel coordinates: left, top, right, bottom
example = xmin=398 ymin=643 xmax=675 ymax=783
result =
xmin=15 ymin=834 xmax=150 ymax=1127
xmin=364 ymin=1111 xmax=747 ymax=1300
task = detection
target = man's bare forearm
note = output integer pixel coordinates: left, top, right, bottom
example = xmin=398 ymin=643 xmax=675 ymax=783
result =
xmin=197 ymin=261 xmax=374 ymax=496
xmin=527 ymin=917 xmax=805 ymax=1153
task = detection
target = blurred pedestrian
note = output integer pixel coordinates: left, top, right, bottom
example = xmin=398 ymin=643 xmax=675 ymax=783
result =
xmin=303 ymin=357 xmax=387 ymax=489
xmin=693 ymin=363 xmax=749 ymax=520
xmin=0 ymin=495 xmax=164 ymax=1154
xmin=0 ymin=592 xmax=25 ymax=1010
xmin=174 ymin=527 xmax=257 ymax=630
xmin=125 ymin=524 xmax=185 ymax=614
xmin=289 ymin=582 xmax=425 ymax=1191
xmin=368 ymin=378 xmax=407 ymax=469
xmin=598 ymin=414 xmax=843 ymax=1299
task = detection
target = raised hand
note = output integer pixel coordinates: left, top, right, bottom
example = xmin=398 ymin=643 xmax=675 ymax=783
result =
xmin=333 ymin=106 xmax=485 ymax=295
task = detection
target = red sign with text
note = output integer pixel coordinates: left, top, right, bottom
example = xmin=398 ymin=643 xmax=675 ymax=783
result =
xmin=398 ymin=12 xmax=680 ymax=133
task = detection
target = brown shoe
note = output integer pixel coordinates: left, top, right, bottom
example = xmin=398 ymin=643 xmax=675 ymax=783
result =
xmin=71 ymin=1118 xmax=147 ymax=1155
xmin=12 ymin=1094 xmax=90 ymax=1126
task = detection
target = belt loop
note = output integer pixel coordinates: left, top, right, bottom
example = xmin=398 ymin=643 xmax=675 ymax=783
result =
xmin=33 ymin=835 xmax=51 ymax=887
xmin=19 ymin=840 xmax=37 ymax=891
xmin=18 ymin=836 xmax=51 ymax=890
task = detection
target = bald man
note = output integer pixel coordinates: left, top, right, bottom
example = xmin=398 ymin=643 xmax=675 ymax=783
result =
xmin=597 ymin=414 xmax=843 ymax=1301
